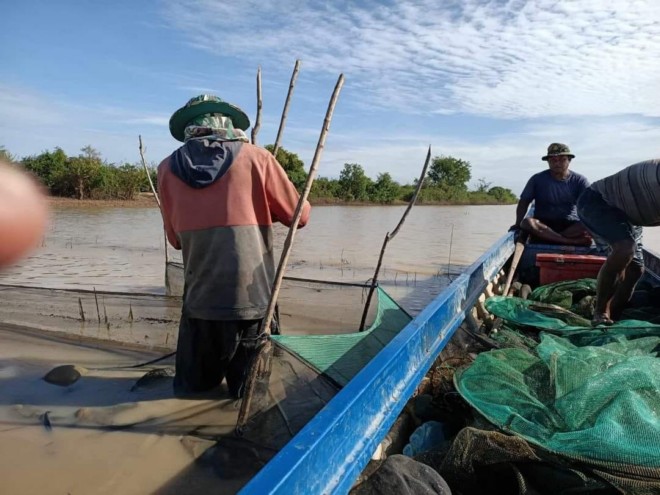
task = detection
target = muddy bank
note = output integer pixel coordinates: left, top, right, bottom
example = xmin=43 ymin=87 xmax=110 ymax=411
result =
xmin=48 ymin=193 xmax=159 ymax=209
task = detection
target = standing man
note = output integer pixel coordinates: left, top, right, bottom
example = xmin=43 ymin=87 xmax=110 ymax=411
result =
xmin=577 ymin=159 xmax=660 ymax=325
xmin=512 ymin=143 xmax=592 ymax=245
xmin=158 ymin=94 xmax=311 ymax=398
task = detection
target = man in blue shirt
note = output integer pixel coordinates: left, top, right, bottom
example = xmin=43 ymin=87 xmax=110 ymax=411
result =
xmin=512 ymin=143 xmax=592 ymax=245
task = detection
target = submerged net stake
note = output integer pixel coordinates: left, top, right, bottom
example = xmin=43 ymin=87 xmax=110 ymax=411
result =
xmin=358 ymin=146 xmax=431 ymax=331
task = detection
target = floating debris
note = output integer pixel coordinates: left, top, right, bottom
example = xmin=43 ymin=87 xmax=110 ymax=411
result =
xmin=40 ymin=411 xmax=52 ymax=432
xmin=130 ymin=368 xmax=174 ymax=392
xmin=43 ymin=364 xmax=88 ymax=387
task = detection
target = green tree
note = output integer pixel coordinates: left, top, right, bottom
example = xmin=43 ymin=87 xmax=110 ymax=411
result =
xmin=475 ymin=178 xmax=492 ymax=193
xmin=428 ymin=155 xmax=471 ymax=190
xmin=487 ymin=186 xmax=517 ymax=203
xmin=0 ymin=146 xmax=16 ymax=162
xmin=368 ymin=173 xmax=400 ymax=204
xmin=338 ymin=163 xmax=372 ymax=201
xmin=21 ymin=148 xmax=69 ymax=189
xmin=310 ymin=176 xmax=340 ymax=200
xmin=80 ymin=144 xmax=102 ymax=162
xmin=50 ymin=146 xmax=103 ymax=199
xmin=95 ymin=164 xmax=144 ymax=200
xmin=265 ymin=145 xmax=307 ymax=190
xmin=115 ymin=164 xmax=144 ymax=200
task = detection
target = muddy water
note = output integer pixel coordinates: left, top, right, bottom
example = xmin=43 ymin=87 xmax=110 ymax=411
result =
xmin=2 ymin=204 xmax=660 ymax=494
xmin=0 ymin=204 xmax=514 ymax=314
xmin=2 ymin=204 xmax=660 ymax=315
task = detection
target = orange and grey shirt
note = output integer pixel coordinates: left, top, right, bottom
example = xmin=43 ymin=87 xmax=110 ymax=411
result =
xmin=158 ymin=138 xmax=310 ymax=320
xmin=591 ymin=159 xmax=660 ymax=226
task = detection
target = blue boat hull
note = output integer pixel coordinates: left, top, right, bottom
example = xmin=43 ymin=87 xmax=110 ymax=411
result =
xmin=242 ymin=233 xmax=516 ymax=494
xmin=242 ymin=235 xmax=660 ymax=494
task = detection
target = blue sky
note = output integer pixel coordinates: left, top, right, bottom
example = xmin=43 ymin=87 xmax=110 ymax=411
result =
xmin=1 ymin=0 xmax=659 ymax=193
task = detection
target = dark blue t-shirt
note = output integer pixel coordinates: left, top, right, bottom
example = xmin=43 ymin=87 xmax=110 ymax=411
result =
xmin=520 ymin=170 xmax=590 ymax=221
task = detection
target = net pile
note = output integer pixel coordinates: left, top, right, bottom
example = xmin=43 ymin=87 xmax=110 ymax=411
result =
xmin=451 ymin=285 xmax=660 ymax=493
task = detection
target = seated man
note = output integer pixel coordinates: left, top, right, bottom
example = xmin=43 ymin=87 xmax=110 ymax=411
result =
xmin=512 ymin=143 xmax=592 ymax=245
xmin=577 ymin=159 xmax=660 ymax=325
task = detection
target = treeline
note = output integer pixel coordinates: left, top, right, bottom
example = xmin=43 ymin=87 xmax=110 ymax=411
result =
xmin=1 ymin=144 xmax=517 ymax=205
xmin=268 ymin=145 xmax=517 ymax=205
xmin=1 ymin=145 xmax=155 ymax=200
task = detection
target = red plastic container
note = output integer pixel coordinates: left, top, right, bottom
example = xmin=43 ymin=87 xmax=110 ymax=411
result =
xmin=535 ymin=253 xmax=607 ymax=285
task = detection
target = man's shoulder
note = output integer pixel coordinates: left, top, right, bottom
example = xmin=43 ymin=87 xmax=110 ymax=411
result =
xmin=567 ymin=170 xmax=589 ymax=184
xmin=528 ymin=169 xmax=550 ymax=181
xmin=157 ymin=154 xmax=173 ymax=173
xmin=239 ymin=142 xmax=273 ymax=159
xmin=234 ymin=143 xmax=281 ymax=169
xmin=568 ymin=170 xmax=588 ymax=179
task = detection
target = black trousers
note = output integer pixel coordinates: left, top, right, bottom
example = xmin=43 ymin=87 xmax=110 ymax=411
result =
xmin=173 ymin=316 xmax=263 ymax=398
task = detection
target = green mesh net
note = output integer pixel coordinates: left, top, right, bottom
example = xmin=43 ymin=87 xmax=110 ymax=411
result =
xmin=454 ymin=292 xmax=660 ymax=482
xmin=528 ymin=278 xmax=597 ymax=318
xmin=273 ymin=287 xmax=412 ymax=386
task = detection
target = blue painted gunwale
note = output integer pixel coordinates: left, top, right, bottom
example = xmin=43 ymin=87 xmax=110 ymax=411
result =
xmin=241 ymin=232 xmax=516 ymax=494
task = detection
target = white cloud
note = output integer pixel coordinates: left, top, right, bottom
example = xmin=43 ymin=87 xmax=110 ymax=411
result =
xmin=162 ymin=0 xmax=660 ymax=118
xmin=0 ymin=85 xmax=175 ymax=165
xmin=3 ymin=1 xmax=659 ymax=196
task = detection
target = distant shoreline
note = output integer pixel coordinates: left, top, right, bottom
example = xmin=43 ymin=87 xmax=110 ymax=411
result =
xmin=48 ymin=194 xmax=515 ymax=208
xmin=48 ymin=193 xmax=160 ymax=209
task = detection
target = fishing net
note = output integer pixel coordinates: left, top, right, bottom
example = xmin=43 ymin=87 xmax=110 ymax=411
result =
xmin=0 ymin=322 xmax=338 ymax=494
xmin=0 ymin=264 xmax=413 ymax=494
xmin=451 ymin=292 xmax=660 ymax=493
xmin=273 ymin=287 xmax=412 ymax=386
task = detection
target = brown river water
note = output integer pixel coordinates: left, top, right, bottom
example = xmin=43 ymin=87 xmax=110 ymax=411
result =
xmin=2 ymin=203 xmax=660 ymax=315
xmin=2 ymin=204 xmax=660 ymax=494
xmin=0 ymin=204 xmax=518 ymax=315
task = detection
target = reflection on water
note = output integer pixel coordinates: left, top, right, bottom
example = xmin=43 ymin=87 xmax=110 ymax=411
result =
xmin=4 ymin=204 xmax=658 ymax=315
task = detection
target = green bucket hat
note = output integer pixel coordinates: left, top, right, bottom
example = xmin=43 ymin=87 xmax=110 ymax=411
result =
xmin=542 ymin=142 xmax=575 ymax=161
xmin=169 ymin=94 xmax=250 ymax=142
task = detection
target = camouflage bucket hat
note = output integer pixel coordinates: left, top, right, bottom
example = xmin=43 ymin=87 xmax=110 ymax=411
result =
xmin=169 ymin=94 xmax=250 ymax=142
xmin=542 ymin=143 xmax=575 ymax=161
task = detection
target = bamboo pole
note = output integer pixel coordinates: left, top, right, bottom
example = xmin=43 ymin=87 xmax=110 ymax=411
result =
xmin=272 ymin=59 xmax=301 ymax=157
xmin=502 ymin=231 xmax=529 ymax=296
xmin=251 ymin=66 xmax=263 ymax=145
xmin=358 ymin=147 xmax=432 ymax=331
xmin=138 ymin=136 xmax=161 ymax=209
xmin=236 ymin=73 xmax=345 ymax=433
xmin=139 ymin=135 xmax=169 ymax=264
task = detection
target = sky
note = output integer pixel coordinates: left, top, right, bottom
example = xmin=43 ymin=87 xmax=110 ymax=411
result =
xmin=1 ymin=0 xmax=659 ymax=193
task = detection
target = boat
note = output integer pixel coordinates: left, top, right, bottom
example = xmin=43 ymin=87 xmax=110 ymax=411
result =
xmin=241 ymin=232 xmax=660 ymax=494
xmin=1 ymin=232 xmax=658 ymax=494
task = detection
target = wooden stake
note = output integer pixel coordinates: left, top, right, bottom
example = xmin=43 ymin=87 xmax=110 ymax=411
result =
xmin=236 ymin=73 xmax=345 ymax=433
xmin=93 ymin=287 xmax=101 ymax=324
xmin=139 ymin=135 xmax=169 ymax=264
xmin=358 ymin=147 xmax=431 ymax=331
xmin=447 ymin=223 xmax=454 ymax=279
xmin=251 ymin=66 xmax=263 ymax=145
xmin=78 ymin=298 xmax=85 ymax=322
xmin=272 ymin=59 xmax=301 ymax=157
xmin=138 ymin=136 xmax=161 ymax=210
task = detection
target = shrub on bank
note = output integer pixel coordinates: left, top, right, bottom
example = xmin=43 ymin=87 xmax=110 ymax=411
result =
xmin=7 ymin=144 xmax=517 ymax=205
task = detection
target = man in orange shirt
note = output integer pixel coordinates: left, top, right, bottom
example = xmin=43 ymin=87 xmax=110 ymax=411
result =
xmin=158 ymin=95 xmax=311 ymax=398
